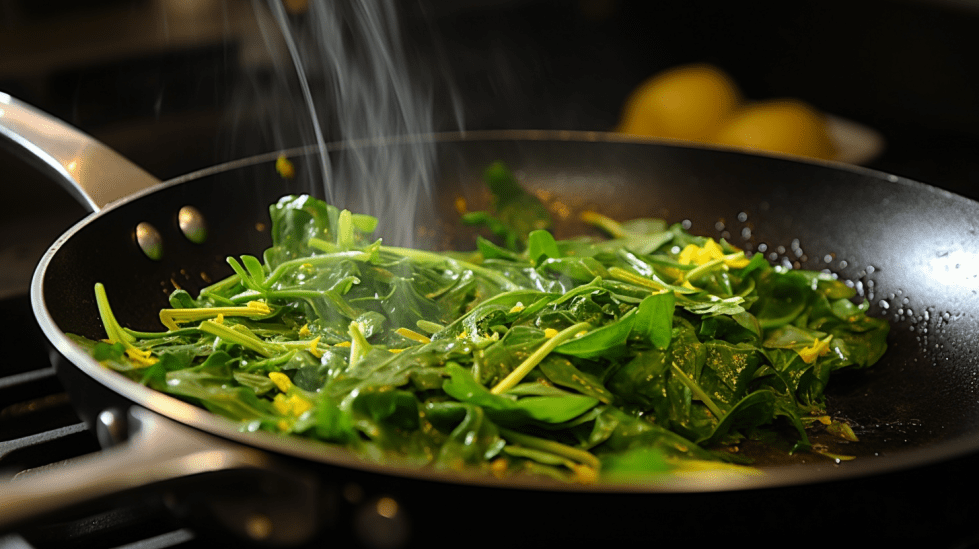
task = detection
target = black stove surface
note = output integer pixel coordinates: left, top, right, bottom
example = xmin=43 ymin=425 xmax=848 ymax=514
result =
xmin=0 ymin=294 xmax=199 ymax=549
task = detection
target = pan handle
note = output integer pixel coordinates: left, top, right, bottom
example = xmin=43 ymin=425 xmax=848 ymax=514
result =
xmin=0 ymin=92 xmax=161 ymax=212
xmin=0 ymin=406 xmax=322 ymax=546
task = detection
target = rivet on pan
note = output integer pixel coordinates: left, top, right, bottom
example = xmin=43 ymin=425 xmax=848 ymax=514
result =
xmin=135 ymin=222 xmax=163 ymax=261
xmin=96 ymin=409 xmax=128 ymax=447
xmin=178 ymin=206 xmax=207 ymax=244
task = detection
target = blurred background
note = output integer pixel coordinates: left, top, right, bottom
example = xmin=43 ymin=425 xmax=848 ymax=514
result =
xmin=2 ymin=0 xmax=979 ymax=296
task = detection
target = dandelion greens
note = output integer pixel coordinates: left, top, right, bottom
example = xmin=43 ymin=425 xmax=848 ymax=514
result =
xmin=73 ymin=163 xmax=889 ymax=483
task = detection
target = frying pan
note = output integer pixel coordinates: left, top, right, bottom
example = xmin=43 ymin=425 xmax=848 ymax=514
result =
xmin=2 ymin=93 xmax=979 ymax=547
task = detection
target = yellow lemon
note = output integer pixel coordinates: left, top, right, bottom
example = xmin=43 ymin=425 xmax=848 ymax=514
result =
xmin=711 ymin=99 xmax=838 ymax=160
xmin=617 ymin=64 xmax=741 ymax=142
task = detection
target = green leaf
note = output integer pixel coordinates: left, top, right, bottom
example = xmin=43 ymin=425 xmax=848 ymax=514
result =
xmin=427 ymin=401 xmax=505 ymax=466
xmin=633 ymin=292 xmax=676 ymax=349
xmin=349 ymin=387 xmax=420 ymax=431
xmin=539 ymin=257 xmax=609 ymax=284
xmin=443 ymin=363 xmax=599 ymax=424
xmin=92 ymin=341 xmax=126 ymax=361
xmin=476 ymin=236 xmax=523 ymax=262
xmin=537 ymin=355 xmax=615 ymax=404
xmin=701 ymin=389 xmax=778 ymax=445
xmin=527 ymin=230 xmax=560 ymax=263
xmin=750 ymin=269 xmax=811 ymax=329
xmin=168 ymin=289 xmax=198 ymax=309
xmin=461 ymin=161 xmax=552 ymax=250
xmin=554 ymin=309 xmax=636 ymax=358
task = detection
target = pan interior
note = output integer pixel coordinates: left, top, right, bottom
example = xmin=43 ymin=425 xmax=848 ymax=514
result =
xmin=33 ymin=132 xmax=979 ymax=491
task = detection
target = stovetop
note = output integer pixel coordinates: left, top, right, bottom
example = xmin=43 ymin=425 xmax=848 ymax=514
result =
xmin=0 ymin=295 xmax=198 ymax=549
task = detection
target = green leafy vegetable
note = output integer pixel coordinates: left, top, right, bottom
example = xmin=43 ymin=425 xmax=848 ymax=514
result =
xmin=76 ymin=163 xmax=889 ymax=484
xmin=461 ymin=162 xmax=552 ymax=250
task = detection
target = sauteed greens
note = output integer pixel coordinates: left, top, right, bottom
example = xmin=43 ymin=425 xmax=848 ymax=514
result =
xmin=75 ymin=163 xmax=889 ymax=483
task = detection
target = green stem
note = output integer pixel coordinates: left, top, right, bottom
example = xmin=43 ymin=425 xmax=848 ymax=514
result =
xmin=198 ymin=273 xmax=243 ymax=304
xmin=380 ymin=245 xmax=520 ymax=291
xmin=94 ymin=283 xmax=133 ymax=343
xmin=125 ymin=327 xmax=198 ymax=339
xmin=348 ymin=321 xmax=371 ymax=366
xmin=499 ymin=427 xmax=601 ymax=471
xmin=159 ymin=302 xmax=272 ymax=331
xmin=670 ymin=363 xmax=725 ymax=419
xmin=230 ymin=289 xmax=360 ymax=319
xmin=685 ymin=257 xmax=725 ymax=283
xmin=608 ymin=266 xmax=666 ymax=292
xmin=580 ymin=211 xmax=626 ymax=238
xmin=337 ymin=209 xmax=354 ymax=249
xmin=264 ymin=249 xmax=370 ymax=287
xmin=199 ymin=320 xmax=280 ymax=357
xmin=416 ymin=320 xmax=445 ymax=334
xmin=93 ymin=283 xmax=158 ymax=366
xmin=490 ymin=321 xmax=592 ymax=395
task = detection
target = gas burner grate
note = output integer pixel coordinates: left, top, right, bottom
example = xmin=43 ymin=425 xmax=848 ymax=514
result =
xmin=0 ymin=295 xmax=203 ymax=549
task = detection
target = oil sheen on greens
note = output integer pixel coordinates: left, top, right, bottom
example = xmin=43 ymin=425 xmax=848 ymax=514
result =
xmin=77 ymin=163 xmax=889 ymax=484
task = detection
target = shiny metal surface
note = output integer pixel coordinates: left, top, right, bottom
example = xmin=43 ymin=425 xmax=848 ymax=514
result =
xmin=0 ymin=92 xmax=161 ymax=212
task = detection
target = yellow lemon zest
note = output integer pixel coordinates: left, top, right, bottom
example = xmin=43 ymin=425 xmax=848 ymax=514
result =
xmin=723 ymin=254 xmax=751 ymax=269
xmin=308 ymin=336 xmax=323 ymax=358
xmin=298 ymin=323 xmax=312 ymax=338
xmin=246 ymin=301 xmax=273 ymax=314
xmin=457 ymin=331 xmax=468 ymax=340
xmin=287 ymin=393 xmax=313 ymax=416
xmin=272 ymin=393 xmax=291 ymax=415
xmin=490 ymin=457 xmax=508 ymax=479
xmin=124 ymin=347 xmax=158 ymax=366
xmin=544 ymin=328 xmax=559 ymax=339
xmin=276 ymin=154 xmax=296 ymax=179
xmin=676 ymin=239 xmax=751 ymax=285
xmin=678 ymin=239 xmax=725 ymax=266
xmin=215 ymin=313 xmax=225 ymax=324
xmin=798 ymin=335 xmax=833 ymax=364
xmin=569 ymin=463 xmax=599 ymax=485
xmin=272 ymin=392 xmax=313 ymax=417
xmin=269 ymin=371 xmax=293 ymax=392
xmin=334 ymin=341 xmax=351 ymax=348
xmin=509 ymin=303 xmax=525 ymax=314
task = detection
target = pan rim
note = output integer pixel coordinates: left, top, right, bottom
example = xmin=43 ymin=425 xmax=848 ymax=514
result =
xmin=29 ymin=130 xmax=979 ymax=493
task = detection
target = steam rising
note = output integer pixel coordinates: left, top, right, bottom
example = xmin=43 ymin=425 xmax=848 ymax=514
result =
xmin=251 ymin=0 xmax=462 ymax=246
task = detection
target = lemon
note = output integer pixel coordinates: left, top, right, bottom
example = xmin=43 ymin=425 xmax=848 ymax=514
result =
xmin=617 ymin=64 xmax=741 ymax=142
xmin=711 ymin=99 xmax=838 ymax=160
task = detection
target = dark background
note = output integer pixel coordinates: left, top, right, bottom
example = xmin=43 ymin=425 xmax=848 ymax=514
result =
xmin=2 ymin=0 xmax=979 ymax=296
xmin=4 ymin=0 xmax=979 ymax=184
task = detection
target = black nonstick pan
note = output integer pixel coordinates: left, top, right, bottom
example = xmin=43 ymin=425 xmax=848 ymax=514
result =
xmin=2 ymin=94 xmax=979 ymax=548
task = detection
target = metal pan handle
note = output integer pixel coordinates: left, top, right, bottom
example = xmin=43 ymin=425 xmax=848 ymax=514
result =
xmin=0 ymin=406 xmax=321 ymax=545
xmin=0 ymin=92 xmax=161 ymax=212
